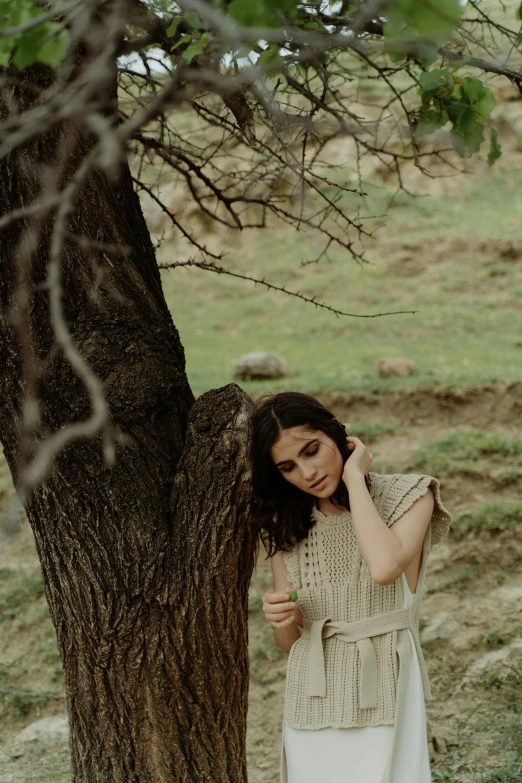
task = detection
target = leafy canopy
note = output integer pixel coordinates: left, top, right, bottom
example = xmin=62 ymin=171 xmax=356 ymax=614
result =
xmin=0 ymin=0 xmax=69 ymax=69
xmin=1 ymin=0 xmax=503 ymax=164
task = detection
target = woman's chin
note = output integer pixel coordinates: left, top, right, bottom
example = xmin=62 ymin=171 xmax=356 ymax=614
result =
xmin=311 ymin=480 xmax=333 ymax=497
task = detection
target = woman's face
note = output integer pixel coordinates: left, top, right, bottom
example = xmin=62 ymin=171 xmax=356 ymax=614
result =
xmin=270 ymin=426 xmax=344 ymax=498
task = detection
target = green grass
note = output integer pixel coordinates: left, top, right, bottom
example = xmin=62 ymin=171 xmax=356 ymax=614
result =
xmin=428 ymin=564 xmax=481 ymax=594
xmin=0 ymin=562 xmax=64 ymax=727
xmin=249 ymin=626 xmax=283 ymax=664
xmin=157 ymin=159 xmax=522 ymax=398
xmin=341 ymin=420 xmax=396 ymax=443
xmin=450 ymin=502 xmax=522 ymax=541
xmin=406 ymin=432 xmax=522 ymax=477
xmin=471 ymin=659 xmax=522 ymax=783
xmin=432 ymin=770 xmax=459 ymax=782
xmin=485 ymin=627 xmax=522 ymax=648
xmin=0 ymin=570 xmax=45 ymax=616
xmin=0 ymin=742 xmax=71 ymax=782
xmin=426 ymin=502 xmax=522 ymax=592
xmin=0 ymin=658 xmax=63 ymax=722
xmin=248 ymin=593 xmax=263 ymax=614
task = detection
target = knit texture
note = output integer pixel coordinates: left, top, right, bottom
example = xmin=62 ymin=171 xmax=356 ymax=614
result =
xmin=280 ymin=472 xmax=452 ymax=731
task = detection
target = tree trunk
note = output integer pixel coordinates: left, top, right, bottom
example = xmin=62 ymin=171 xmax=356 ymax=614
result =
xmin=0 ymin=63 xmax=256 ymax=782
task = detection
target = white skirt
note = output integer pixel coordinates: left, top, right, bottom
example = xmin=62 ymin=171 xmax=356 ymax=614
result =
xmin=283 ymin=573 xmax=432 ymax=783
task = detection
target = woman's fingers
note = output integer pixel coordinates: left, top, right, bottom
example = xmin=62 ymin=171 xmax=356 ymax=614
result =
xmin=346 ymin=436 xmax=373 ymax=463
xmin=265 ymin=612 xmax=295 ymax=628
xmin=262 ymin=591 xmax=297 ymax=628
xmin=262 ymin=598 xmax=295 ymax=615
xmin=262 ymin=591 xmax=292 ymax=607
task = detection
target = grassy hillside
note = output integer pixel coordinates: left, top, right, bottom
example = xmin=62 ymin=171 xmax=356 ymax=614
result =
xmin=157 ymin=160 xmax=522 ymax=399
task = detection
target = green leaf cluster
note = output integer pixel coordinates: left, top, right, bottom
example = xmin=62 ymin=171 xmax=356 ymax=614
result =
xmin=0 ymin=0 xmax=69 ymax=70
xmin=227 ymin=0 xmax=300 ymax=28
xmin=416 ymin=68 xmax=501 ymax=164
xmin=167 ymin=12 xmax=211 ymax=65
xmin=257 ymin=44 xmax=285 ymax=73
xmin=169 ymin=35 xmax=210 ymax=65
xmin=384 ymin=0 xmax=462 ymax=64
xmin=488 ymin=128 xmax=502 ymax=168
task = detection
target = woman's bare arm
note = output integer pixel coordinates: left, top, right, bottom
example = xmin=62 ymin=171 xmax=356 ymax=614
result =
xmin=261 ymin=553 xmax=303 ymax=655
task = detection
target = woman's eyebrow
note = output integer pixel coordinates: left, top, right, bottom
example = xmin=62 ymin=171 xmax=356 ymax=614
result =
xmin=275 ymin=439 xmax=318 ymax=467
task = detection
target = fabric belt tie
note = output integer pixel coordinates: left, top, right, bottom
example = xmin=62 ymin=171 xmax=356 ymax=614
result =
xmin=301 ymin=607 xmax=413 ymax=707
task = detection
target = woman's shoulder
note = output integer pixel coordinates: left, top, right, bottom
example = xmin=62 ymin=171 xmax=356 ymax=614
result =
xmin=369 ymin=471 xmax=452 ymax=545
xmin=369 ymin=470 xmax=439 ymax=510
xmin=369 ymin=470 xmax=438 ymax=496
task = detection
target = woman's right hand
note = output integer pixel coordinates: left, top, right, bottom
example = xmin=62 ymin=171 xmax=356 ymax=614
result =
xmin=262 ymin=588 xmax=304 ymax=629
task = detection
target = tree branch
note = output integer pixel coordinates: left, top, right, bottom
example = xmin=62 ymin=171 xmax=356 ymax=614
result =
xmin=159 ymin=259 xmax=417 ymax=319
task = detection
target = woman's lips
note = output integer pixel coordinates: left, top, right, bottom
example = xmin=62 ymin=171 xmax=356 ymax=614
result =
xmin=310 ymin=475 xmax=327 ymax=489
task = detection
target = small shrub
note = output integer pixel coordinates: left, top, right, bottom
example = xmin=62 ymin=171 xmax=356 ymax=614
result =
xmin=250 ymin=666 xmax=270 ymax=685
xmin=51 ymin=663 xmax=64 ymax=682
xmin=0 ymin=663 xmax=11 ymax=686
xmin=32 ymin=622 xmax=60 ymax=663
xmin=8 ymin=691 xmax=32 ymax=719
xmin=260 ymin=626 xmax=283 ymax=662
xmin=485 ymin=630 xmax=509 ymax=648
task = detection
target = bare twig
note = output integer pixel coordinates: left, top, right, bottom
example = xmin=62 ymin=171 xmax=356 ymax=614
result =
xmin=159 ymin=259 xmax=417 ymax=319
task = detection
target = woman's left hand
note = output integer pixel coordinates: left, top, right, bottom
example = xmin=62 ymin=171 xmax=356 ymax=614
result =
xmin=343 ymin=436 xmax=374 ymax=484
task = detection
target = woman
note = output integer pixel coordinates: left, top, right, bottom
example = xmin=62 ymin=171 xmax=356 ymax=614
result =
xmin=249 ymin=391 xmax=452 ymax=783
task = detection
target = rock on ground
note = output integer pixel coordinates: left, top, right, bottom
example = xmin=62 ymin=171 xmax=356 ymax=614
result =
xmin=376 ymin=358 xmax=415 ymax=377
xmin=234 ymin=351 xmax=292 ymax=381
xmin=14 ymin=715 xmax=69 ymax=746
xmin=421 ymin=612 xmax=459 ymax=644
xmin=461 ymin=638 xmax=522 ymax=682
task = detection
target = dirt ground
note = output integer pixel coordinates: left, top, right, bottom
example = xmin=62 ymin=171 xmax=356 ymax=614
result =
xmin=1 ymin=385 xmax=521 ymax=782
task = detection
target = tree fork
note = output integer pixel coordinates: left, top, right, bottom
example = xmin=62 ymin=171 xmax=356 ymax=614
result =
xmin=0 ymin=61 xmax=256 ymax=782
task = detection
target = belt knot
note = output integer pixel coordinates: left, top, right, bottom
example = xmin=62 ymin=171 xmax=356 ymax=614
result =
xmin=301 ymin=607 xmax=412 ymax=708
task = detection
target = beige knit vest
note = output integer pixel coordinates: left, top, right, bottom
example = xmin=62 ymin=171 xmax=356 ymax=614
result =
xmin=279 ymin=472 xmax=452 ymax=783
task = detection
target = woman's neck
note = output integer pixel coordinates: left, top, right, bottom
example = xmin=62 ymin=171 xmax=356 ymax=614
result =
xmin=317 ymin=497 xmax=349 ymax=517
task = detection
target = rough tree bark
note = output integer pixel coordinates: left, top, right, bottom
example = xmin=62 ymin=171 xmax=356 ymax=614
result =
xmin=0 ymin=64 xmax=257 ymax=782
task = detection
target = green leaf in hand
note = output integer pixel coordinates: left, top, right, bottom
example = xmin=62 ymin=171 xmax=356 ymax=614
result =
xmin=487 ymin=128 xmax=502 ymax=167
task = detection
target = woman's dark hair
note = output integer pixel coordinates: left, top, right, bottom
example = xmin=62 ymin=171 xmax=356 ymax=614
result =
xmin=249 ymin=391 xmax=371 ymax=556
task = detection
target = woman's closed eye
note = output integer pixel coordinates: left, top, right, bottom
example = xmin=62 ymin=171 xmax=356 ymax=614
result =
xmin=280 ymin=446 xmax=319 ymax=473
